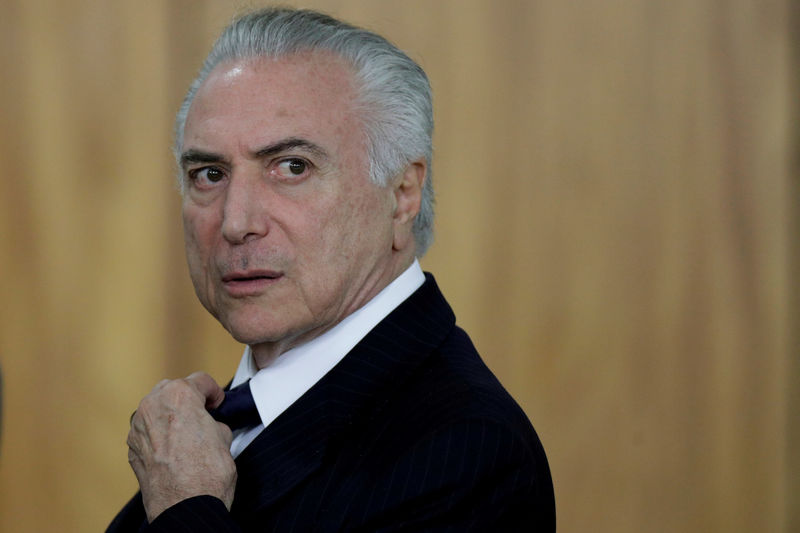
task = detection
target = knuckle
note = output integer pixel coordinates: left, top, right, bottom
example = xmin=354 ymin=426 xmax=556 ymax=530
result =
xmin=186 ymin=370 xmax=209 ymax=381
xmin=159 ymin=379 xmax=194 ymax=402
xmin=152 ymin=378 xmax=171 ymax=393
xmin=218 ymin=422 xmax=233 ymax=439
xmin=138 ymin=393 xmax=158 ymax=413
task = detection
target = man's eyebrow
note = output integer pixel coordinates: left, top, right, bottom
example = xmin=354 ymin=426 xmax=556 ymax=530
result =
xmin=180 ymin=138 xmax=329 ymax=170
xmin=180 ymin=149 xmax=227 ymax=169
xmin=253 ymin=138 xmax=330 ymax=160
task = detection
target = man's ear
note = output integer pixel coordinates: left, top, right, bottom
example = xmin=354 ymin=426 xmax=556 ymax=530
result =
xmin=392 ymin=158 xmax=426 ymax=252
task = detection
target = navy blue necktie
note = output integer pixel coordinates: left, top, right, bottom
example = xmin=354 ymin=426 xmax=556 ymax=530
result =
xmin=208 ymin=380 xmax=261 ymax=431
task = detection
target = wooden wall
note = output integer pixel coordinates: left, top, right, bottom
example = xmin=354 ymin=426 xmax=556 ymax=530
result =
xmin=0 ymin=1 xmax=794 ymax=531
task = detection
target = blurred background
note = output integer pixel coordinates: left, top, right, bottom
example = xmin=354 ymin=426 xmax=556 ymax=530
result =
xmin=0 ymin=0 xmax=795 ymax=531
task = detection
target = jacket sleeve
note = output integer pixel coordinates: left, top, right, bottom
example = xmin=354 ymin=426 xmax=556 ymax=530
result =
xmin=106 ymin=493 xmax=242 ymax=533
xmin=144 ymin=496 xmax=243 ymax=533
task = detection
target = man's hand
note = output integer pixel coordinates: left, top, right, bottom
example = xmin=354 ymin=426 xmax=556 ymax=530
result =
xmin=127 ymin=372 xmax=237 ymax=523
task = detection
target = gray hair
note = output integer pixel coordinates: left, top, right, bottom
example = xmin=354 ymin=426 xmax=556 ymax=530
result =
xmin=174 ymin=7 xmax=435 ymax=256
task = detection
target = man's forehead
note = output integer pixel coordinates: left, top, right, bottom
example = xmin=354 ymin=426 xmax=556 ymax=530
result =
xmin=183 ymin=51 xmax=362 ymax=149
xmin=188 ymin=53 xmax=358 ymax=127
xmin=181 ymin=52 xmax=365 ymax=166
xmin=201 ymin=51 xmax=356 ymax=99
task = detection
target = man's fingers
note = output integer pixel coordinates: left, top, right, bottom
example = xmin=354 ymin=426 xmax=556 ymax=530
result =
xmin=185 ymin=371 xmax=226 ymax=410
xmin=127 ymin=372 xmax=224 ymax=441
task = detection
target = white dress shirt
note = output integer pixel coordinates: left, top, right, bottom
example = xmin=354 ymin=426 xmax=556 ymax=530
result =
xmin=227 ymin=260 xmax=425 ymax=458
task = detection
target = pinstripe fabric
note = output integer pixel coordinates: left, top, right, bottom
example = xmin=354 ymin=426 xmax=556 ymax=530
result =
xmin=107 ymin=274 xmax=555 ymax=532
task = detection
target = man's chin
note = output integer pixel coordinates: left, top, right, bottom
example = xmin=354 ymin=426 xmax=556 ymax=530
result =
xmin=218 ymin=308 xmax=322 ymax=362
xmin=223 ymin=316 xmax=299 ymax=345
xmin=226 ymin=325 xmax=301 ymax=369
xmin=226 ymin=326 xmax=284 ymax=346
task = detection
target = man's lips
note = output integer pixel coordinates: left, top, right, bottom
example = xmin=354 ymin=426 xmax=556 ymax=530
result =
xmin=221 ymin=270 xmax=283 ymax=296
xmin=221 ymin=269 xmax=282 ymax=283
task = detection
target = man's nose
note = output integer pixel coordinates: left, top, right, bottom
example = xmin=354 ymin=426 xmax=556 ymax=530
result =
xmin=221 ymin=174 xmax=269 ymax=244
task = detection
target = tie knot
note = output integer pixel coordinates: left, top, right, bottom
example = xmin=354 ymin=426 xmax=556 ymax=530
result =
xmin=208 ymin=380 xmax=261 ymax=431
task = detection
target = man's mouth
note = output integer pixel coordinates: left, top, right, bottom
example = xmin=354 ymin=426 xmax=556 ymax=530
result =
xmin=221 ymin=270 xmax=283 ymax=296
xmin=222 ymin=270 xmax=281 ymax=283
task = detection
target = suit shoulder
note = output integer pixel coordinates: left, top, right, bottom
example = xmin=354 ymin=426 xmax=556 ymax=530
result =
xmin=344 ymin=324 xmax=556 ymax=530
xmin=364 ymin=324 xmax=548 ymax=470
xmin=409 ymin=325 xmax=536 ymax=433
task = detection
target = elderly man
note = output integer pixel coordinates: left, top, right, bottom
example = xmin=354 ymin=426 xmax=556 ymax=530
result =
xmin=108 ymin=7 xmax=554 ymax=532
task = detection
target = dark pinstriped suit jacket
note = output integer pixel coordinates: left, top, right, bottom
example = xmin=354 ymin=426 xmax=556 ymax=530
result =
xmin=107 ymin=274 xmax=555 ymax=532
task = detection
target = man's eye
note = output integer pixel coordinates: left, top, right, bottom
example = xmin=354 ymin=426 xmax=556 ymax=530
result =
xmin=189 ymin=167 xmax=225 ymax=186
xmin=275 ymin=158 xmax=308 ymax=178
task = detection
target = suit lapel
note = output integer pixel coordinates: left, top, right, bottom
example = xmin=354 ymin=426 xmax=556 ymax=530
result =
xmin=230 ymin=274 xmax=455 ymax=521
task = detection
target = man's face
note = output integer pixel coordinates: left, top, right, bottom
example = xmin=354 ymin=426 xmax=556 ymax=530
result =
xmin=180 ymin=52 xmax=403 ymax=363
